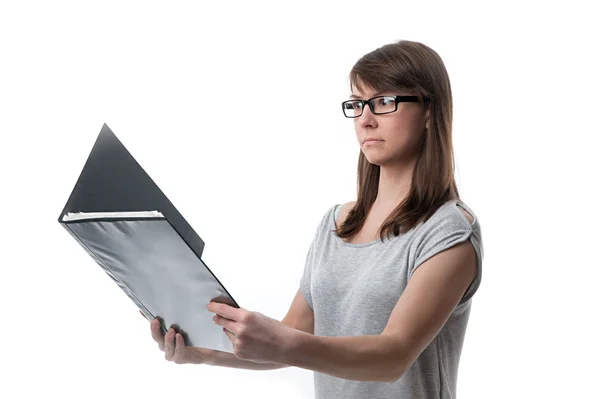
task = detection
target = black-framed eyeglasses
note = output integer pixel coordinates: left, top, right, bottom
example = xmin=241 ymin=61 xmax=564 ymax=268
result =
xmin=341 ymin=95 xmax=430 ymax=118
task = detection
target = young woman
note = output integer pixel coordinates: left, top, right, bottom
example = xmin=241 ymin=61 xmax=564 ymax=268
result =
xmin=145 ymin=39 xmax=483 ymax=399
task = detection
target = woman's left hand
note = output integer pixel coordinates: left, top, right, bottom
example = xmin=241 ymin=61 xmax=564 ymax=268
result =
xmin=207 ymin=302 xmax=296 ymax=364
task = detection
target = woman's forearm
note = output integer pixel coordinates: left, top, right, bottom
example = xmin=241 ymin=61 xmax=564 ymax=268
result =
xmin=206 ymin=349 xmax=289 ymax=371
xmin=282 ymin=332 xmax=404 ymax=382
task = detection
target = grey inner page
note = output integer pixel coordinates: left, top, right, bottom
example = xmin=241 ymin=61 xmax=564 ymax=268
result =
xmin=67 ymin=218 xmax=235 ymax=353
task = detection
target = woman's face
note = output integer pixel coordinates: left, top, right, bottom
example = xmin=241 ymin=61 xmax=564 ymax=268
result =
xmin=351 ymin=84 xmax=430 ymax=167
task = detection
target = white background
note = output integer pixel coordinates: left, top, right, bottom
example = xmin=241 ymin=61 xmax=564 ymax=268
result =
xmin=1 ymin=1 xmax=598 ymax=398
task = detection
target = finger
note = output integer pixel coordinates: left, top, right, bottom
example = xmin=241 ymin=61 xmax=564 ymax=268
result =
xmin=214 ymin=314 xmax=238 ymax=335
xmin=150 ymin=318 xmax=165 ymax=351
xmin=223 ymin=327 xmax=237 ymax=343
xmin=164 ymin=327 xmax=176 ymax=360
xmin=207 ymin=302 xmax=242 ymax=321
xmin=140 ymin=310 xmax=148 ymax=320
xmin=173 ymin=333 xmax=188 ymax=364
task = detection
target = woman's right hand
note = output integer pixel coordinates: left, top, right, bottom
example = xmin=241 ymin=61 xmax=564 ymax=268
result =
xmin=141 ymin=310 xmax=215 ymax=365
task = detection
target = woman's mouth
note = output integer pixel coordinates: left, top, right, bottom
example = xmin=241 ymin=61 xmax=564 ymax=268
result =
xmin=363 ymin=139 xmax=384 ymax=145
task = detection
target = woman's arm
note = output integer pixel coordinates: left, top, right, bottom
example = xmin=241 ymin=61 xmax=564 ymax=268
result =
xmin=205 ymin=350 xmax=288 ymax=370
xmin=281 ymin=240 xmax=477 ymax=382
xmin=210 ymin=239 xmax=476 ymax=382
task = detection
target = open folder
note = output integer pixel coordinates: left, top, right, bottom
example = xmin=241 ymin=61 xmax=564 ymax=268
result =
xmin=58 ymin=123 xmax=238 ymax=353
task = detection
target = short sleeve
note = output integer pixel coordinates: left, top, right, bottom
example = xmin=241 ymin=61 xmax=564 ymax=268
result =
xmin=410 ymin=205 xmax=484 ymax=305
xmin=299 ymin=205 xmax=336 ymax=310
xmin=299 ymin=239 xmax=316 ymax=309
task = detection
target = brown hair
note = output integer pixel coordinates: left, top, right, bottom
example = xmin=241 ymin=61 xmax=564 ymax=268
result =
xmin=334 ymin=40 xmax=461 ymax=242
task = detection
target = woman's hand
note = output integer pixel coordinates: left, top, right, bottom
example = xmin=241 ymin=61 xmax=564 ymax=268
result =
xmin=141 ymin=310 xmax=215 ymax=365
xmin=206 ymin=303 xmax=297 ymax=364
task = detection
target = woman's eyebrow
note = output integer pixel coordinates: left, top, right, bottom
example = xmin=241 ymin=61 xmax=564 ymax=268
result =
xmin=350 ymin=91 xmax=381 ymax=99
xmin=350 ymin=91 xmax=394 ymax=99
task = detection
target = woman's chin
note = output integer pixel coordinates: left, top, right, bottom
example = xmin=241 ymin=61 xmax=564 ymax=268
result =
xmin=363 ymin=154 xmax=386 ymax=166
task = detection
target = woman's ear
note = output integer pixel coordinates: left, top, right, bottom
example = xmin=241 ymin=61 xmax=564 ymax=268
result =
xmin=425 ymin=108 xmax=431 ymax=130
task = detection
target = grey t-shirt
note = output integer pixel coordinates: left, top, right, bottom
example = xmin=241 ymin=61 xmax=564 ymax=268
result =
xmin=300 ymin=199 xmax=484 ymax=399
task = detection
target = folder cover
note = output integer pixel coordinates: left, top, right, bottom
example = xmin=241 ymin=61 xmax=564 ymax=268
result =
xmin=58 ymin=124 xmax=239 ymax=353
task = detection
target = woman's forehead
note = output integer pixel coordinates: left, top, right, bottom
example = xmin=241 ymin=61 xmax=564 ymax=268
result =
xmin=351 ymin=74 xmax=418 ymax=97
xmin=350 ymin=87 xmax=413 ymax=98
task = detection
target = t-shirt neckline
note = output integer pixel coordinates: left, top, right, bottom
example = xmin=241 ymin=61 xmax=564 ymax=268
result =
xmin=329 ymin=205 xmax=383 ymax=248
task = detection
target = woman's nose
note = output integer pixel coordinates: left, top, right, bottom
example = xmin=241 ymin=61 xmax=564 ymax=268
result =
xmin=358 ymin=104 xmax=377 ymax=128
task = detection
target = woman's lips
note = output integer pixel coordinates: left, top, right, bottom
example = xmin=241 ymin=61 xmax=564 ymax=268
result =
xmin=363 ymin=139 xmax=384 ymax=145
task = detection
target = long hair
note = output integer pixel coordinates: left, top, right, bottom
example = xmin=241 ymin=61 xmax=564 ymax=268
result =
xmin=335 ymin=40 xmax=461 ymax=242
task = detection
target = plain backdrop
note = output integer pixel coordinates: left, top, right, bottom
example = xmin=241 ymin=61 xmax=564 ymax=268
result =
xmin=1 ymin=1 xmax=598 ymax=398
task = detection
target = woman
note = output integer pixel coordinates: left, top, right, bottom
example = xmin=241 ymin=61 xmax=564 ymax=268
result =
xmin=145 ymin=39 xmax=483 ymax=399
